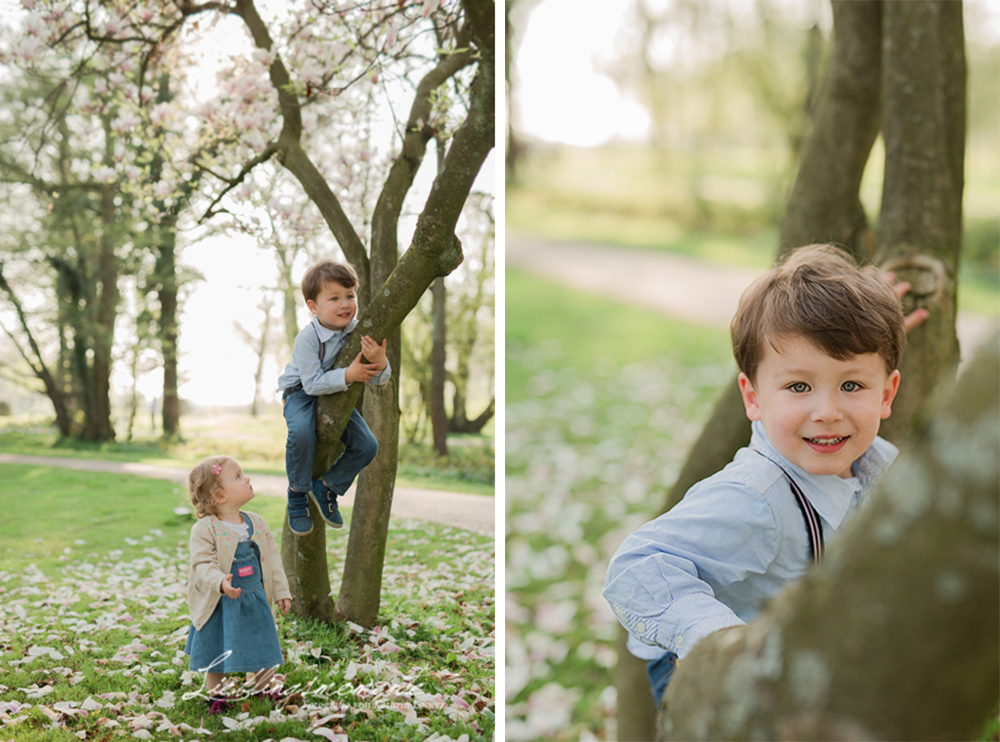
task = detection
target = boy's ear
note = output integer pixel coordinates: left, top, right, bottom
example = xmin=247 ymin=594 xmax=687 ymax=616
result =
xmin=305 ymin=298 xmax=318 ymax=315
xmin=738 ymin=373 xmax=762 ymax=421
xmin=881 ymin=369 xmax=902 ymax=419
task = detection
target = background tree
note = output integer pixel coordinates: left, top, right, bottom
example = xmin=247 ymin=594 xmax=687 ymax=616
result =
xmin=233 ymin=291 xmax=279 ymax=417
xmin=615 ymin=2 xmax=973 ymax=739
xmin=399 ymin=189 xmax=495 ymax=447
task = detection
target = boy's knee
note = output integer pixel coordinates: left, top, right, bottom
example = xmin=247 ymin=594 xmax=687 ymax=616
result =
xmin=286 ymin=420 xmax=315 ymax=446
xmin=361 ymin=432 xmax=378 ymax=463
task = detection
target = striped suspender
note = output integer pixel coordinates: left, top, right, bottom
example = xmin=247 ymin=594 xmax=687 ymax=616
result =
xmin=750 ymin=448 xmax=824 ymax=564
xmin=313 ymin=323 xmax=325 ymax=364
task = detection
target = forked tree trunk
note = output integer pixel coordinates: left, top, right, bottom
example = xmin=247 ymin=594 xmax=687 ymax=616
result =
xmin=615 ymin=3 xmax=884 ymax=737
xmin=333 ymin=0 xmax=493 ymax=628
xmin=615 ymin=2 xmax=969 ymax=738
xmin=660 ymin=333 xmax=999 ymax=741
xmin=263 ymin=0 xmax=492 ymax=624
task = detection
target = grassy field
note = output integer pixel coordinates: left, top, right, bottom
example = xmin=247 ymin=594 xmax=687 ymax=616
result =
xmin=505 ymin=269 xmax=734 ymax=740
xmin=0 ymin=411 xmax=495 ymax=497
xmin=0 ymin=464 xmax=494 ymax=741
xmin=504 ymin=267 xmax=998 ymax=741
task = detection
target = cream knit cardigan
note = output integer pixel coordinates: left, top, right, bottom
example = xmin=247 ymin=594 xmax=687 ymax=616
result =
xmin=187 ymin=511 xmax=292 ymax=631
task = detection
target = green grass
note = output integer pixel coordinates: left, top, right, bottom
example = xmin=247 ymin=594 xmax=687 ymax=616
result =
xmin=505 ymin=272 xmax=734 ymax=739
xmin=505 ymin=268 xmax=733 ymax=399
xmin=0 ymin=411 xmax=494 ymax=497
xmin=504 ymin=271 xmax=998 ymax=741
xmin=0 ymin=465 xmax=494 ymax=741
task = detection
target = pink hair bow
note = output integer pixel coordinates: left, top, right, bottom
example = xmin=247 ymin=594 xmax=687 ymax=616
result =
xmin=211 ymin=464 xmax=222 ymax=476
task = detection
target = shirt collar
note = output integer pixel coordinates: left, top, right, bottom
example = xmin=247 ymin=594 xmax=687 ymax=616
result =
xmin=749 ymin=420 xmax=898 ymax=529
xmin=311 ymin=315 xmax=357 ymax=341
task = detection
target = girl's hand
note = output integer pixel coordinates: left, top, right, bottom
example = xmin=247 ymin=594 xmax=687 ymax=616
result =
xmin=360 ymin=336 xmax=388 ymax=371
xmin=876 ymin=269 xmax=931 ymax=335
xmin=277 ymin=598 xmax=291 ymax=615
xmin=221 ymin=574 xmax=242 ymax=599
xmin=891 ymin=279 xmax=931 ymax=334
xmin=345 ymin=351 xmax=382 ymax=384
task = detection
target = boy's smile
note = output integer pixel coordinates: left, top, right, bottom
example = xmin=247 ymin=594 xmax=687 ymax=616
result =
xmin=738 ymin=334 xmax=900 ymax=478
xmin=307 ymin=280 xmax=357 ymax=331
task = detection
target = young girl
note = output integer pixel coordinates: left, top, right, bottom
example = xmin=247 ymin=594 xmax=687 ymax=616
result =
xmin=184 ymin=455 xmax=292 ymax=714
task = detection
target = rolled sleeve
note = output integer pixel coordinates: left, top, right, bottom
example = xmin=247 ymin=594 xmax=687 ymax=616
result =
xmin=602 ymin=481 xmax=780 ymax=659
xmin=369 ymin=359 xmax=391 ymax=387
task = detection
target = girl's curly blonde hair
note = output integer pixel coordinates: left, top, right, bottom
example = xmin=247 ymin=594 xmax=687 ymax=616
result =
xmin=187 ymin=455 xmax=236 ymax=518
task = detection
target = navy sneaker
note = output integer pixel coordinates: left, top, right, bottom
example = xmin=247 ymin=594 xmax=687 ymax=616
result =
xmin=287 ymin=489 xmax=313 ymax=535
xmin=309 ymin=482 xmax=344 ymax=529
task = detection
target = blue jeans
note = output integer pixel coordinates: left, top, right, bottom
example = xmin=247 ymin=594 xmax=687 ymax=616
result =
xmin=282 ymin=387 xmax=378 ymax=495
xmin=646 ymin=651 xmax=679 ymax=709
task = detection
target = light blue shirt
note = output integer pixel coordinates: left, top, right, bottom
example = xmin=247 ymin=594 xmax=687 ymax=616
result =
xmin=602 ymin=420 xmax=897 ymax=661
xmin=277 ymin=316 xmax=391 ymax=396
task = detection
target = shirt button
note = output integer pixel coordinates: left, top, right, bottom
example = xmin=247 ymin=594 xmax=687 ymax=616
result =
xmin=635 ymin=622 xmax=647 ymax=634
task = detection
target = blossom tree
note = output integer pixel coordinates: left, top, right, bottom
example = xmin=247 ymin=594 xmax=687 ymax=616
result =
xmin=9 ymin=0 xmax=494 ymax=624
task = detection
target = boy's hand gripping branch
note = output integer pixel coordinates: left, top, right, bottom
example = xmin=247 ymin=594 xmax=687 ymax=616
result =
xmin=345 ymin=336 xmax=388 ymax=384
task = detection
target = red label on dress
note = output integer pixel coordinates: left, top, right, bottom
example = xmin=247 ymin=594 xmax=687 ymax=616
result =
xmin=238 ymin=566 xmax=254 ymax=577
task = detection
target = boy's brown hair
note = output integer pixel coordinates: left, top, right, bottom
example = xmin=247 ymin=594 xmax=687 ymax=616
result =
xmin=731 ymin=244 xmax=905 ymax=383
xmin=301 ymin=259 xmax=359 ymax=303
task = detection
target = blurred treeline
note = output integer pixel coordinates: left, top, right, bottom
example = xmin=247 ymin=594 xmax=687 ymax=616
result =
xmin=506 ymin=0 xmax=999 ymax=285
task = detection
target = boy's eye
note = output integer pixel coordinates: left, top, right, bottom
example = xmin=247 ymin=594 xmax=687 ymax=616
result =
xmin=842 ymin=381 xmax=862 ymax=392
xmin=788 ymin=382 xmax=809 ymax=393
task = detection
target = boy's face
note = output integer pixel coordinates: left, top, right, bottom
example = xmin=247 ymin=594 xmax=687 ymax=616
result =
xmin=307 ymin=280 xmax=357 ymax=332
xmin=738 ymin=334 xmax=900 ymax=478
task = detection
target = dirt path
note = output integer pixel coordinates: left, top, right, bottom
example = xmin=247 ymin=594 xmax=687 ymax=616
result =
xmin=506 ymin=231 xmax=999 ymax=360
xmin=0 ymin=453 xmax=494 ymax=536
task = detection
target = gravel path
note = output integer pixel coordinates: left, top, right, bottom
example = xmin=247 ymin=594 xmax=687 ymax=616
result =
xmin=0 ymin=453 xmax=494 ymax=536
xmin=506 ymin=231 xmax=999 ymax=360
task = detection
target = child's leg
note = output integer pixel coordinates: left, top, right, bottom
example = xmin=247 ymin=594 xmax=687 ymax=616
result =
xmin=206 ymin=671 xmax=227 ymax=698
xmin=646 ymin=651 xmax=679 ymax=709
xmin=318 ymin=409 xmax=378 ymax=496
xmin=282 ymin=389 xmax=318 ymax=534
xmin=253 ymin=666 xmax=279 ymax=693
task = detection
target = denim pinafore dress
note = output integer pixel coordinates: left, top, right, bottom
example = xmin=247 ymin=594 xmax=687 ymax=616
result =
xmin=185 ymin=514 xmax=284 ymax=673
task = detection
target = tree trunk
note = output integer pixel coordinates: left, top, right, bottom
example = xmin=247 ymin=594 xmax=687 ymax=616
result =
xmin=225 ymin=0 xmax=492 ymax=625
xmin=83 ymin=153 xmax=118 ymax=442
xmin=430 ymin=276 xmax=449 ymax=456
xmin=331 ymin=0 xmax=494 ymax=628
xmin=875 ymin=0 xmax=965 ymax=443
xmin=0 ymin=265 xmax=73 ymax=436
xmin=615 ymin=4 xmax=885 ymax=738
xmin=156 ymin=225 xmax=182 ymax=438
xmin=661 ymin=333 xmax=999 ymax=741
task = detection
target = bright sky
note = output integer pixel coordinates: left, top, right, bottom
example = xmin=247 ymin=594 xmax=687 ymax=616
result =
xmin=513 ymin=0 xmax=650 ymax=146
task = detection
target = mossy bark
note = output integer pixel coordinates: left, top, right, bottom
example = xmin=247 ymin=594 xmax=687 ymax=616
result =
xmin=661 ymin=334 xmax=999 ymax=741
xmin=875 ymin=0 xmax=965 ymax=443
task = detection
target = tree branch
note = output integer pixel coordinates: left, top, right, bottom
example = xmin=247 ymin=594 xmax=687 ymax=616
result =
xmin=232 ymin=0 xmax=371 ymax=284
xmin=661 ymin=333 xmax=1000 ymax=741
